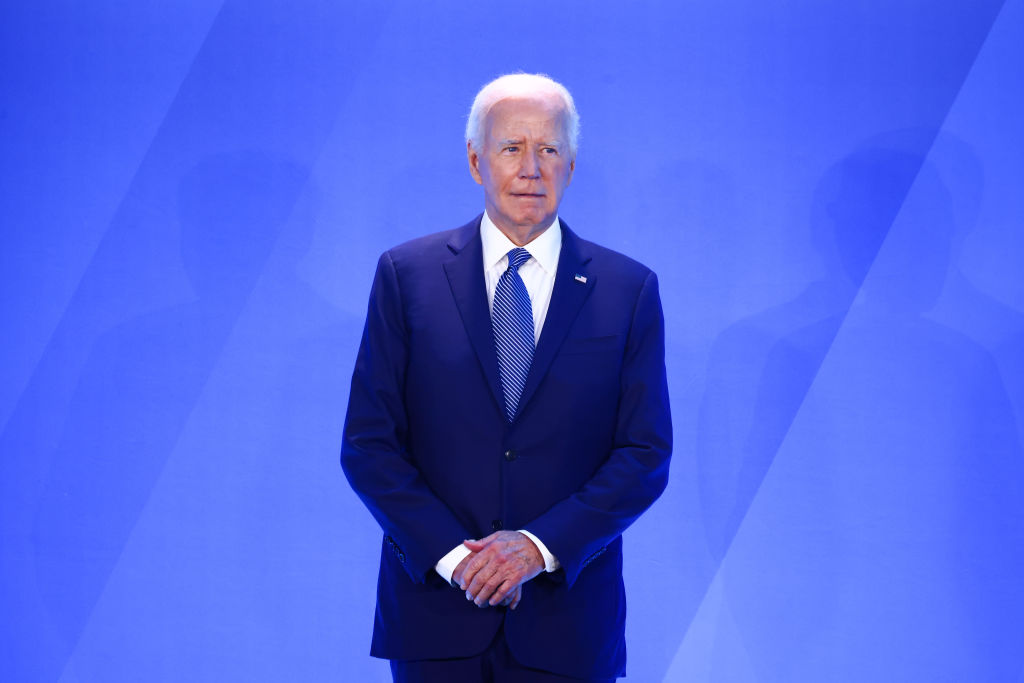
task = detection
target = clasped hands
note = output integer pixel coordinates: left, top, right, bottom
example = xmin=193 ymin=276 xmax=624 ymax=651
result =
xmin=452 ymin=530 xmax=544 ymax=610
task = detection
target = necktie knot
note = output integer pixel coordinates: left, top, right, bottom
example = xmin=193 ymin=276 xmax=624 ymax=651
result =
xmin=506 ymin=248 xmax=532 ymax=273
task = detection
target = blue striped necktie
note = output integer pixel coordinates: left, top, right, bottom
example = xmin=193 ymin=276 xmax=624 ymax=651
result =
xmin=492 ymin=247 xmax=535 ymax=422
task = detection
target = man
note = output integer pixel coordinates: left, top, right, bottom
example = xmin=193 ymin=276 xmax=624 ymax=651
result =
xmin=341 ymin=73 xmax=671 ymax=682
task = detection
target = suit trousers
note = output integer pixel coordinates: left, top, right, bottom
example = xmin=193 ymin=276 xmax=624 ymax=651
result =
xmin=389 ymin=620 xmax=617 ymax=683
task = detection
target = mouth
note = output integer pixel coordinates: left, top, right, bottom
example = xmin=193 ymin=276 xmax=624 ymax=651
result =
xmin=511 ymin=193 xmax=545 ymax=198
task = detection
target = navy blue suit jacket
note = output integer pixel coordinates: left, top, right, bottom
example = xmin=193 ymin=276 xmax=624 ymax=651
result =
xmin=341 ymin=216 xmax=671 ymax=679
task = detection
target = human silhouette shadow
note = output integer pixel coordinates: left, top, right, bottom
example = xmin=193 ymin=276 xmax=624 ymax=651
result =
xmin=698 ymin=131 xmax=1024 ymax=679
xmin=923 ymin=131 xmax=1024 ymax=448
xmin=697 ymin=135 xmax=930 ymax=564
xmin=29 ymin=150 xmax=309 ymax=676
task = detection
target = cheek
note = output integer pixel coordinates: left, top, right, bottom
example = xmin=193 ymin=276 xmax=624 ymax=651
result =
xmin=547 ymin=176 xmax=569 ymax=197
xmin=482 ymin=169 xmax=506 ymax=191
xmin=545 ymin=163 xmax=570 ymax=184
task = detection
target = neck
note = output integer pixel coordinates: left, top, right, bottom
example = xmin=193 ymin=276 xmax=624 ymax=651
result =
xmin=503 ymin=226 xmax=547 ymax=246
xmin=490 ymin=216 xmax=555 ymax=247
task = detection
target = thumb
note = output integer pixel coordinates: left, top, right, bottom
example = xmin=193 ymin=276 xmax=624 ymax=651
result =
xmin=463 ymin=532 xmax=498 ymax=551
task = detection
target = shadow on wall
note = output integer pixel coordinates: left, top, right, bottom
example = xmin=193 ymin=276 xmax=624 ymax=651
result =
xmin=29 ymin=150 xmax=309 ymax=678
xmin=695 ymin=128 xmax=1024 ymax=678
xmin=697 ymin=130 xmax=936 ymax=564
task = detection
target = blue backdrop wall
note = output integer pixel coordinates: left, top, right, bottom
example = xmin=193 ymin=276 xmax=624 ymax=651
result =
xmin=2 ymin=1 xmax=1023 ymax=681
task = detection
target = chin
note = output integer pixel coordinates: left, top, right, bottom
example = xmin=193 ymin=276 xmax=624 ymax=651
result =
xmin=514 ymin=210 xmax=551 ymax=226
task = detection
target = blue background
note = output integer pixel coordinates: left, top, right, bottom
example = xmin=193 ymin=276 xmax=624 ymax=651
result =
xmin=3 ymin=1 xmax=1023 ymax=680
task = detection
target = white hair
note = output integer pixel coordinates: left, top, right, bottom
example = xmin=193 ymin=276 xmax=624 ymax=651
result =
xmin=465 ymin=73 xmax=579 ymax=157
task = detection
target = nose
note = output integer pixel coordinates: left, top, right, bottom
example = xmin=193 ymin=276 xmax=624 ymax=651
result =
xmin=519 ymin=150 xmax=541 ymax=179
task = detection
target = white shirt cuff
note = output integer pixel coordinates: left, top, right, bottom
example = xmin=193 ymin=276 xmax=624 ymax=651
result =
xmin=435 ymin=544 xmax=472 ymax=585
xmin=518 ymin=529 xmax=561 ymax=572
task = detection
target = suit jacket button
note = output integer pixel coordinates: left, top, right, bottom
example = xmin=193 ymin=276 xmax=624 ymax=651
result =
xmin=503 ymin=449 xmax=516 ymax=461
xmin=491 ymin=520 xmax=503 ymax=531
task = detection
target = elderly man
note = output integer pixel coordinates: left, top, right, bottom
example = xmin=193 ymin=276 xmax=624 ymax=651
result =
xmin=341 ymin=73 xmax=671 ymax=682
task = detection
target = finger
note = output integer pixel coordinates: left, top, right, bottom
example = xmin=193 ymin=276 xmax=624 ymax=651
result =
xmin=463 ymin=532 xmax=499 ymax=552
xmin=466 ymin=560 xmax=500 ymax=603
xmin=488 ymin=578 xmax=516 ymax=607
xmin=468 ymin=554 xmax=510 ymax=606
xmin=474 ymin=569 xmax=509 ymax=607
xmin=510 ymin=586 xmax=522 ymax=610
xmin=500 ymin=584 xmax=519 ymax=607
xmin=459 ymin=550 xmax=491 ymax=590
xmin=471 ymin=569 xmax=503 ymax=606
xmin=463 ymin=540 xmax=487 ymax=552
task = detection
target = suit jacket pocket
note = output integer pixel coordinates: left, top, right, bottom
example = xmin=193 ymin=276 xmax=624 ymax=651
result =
xmin=559 ymin=334 xmax=622 ymax=355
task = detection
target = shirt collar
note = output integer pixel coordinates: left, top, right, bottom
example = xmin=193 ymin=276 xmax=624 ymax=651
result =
xmin=480 ymin=211 xmax=562 ymax=276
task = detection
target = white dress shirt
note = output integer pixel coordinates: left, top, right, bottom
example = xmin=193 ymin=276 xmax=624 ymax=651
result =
xmin=434 ymin=211 xmax=563 ymax=584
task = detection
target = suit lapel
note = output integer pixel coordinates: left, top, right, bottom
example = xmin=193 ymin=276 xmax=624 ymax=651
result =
xmin=442 ymin=217 xmax=504 ymax=411
xmin=515 ymin=221 xmax=595 ymax=417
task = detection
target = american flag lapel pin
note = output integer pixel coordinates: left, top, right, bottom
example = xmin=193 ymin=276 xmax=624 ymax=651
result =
xmin=574 ymin=273 xmax=588 ymax=284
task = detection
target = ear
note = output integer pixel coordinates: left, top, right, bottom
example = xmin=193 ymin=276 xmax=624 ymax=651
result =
xmin=467 ymin=141 xmax=484 ymax=185
xmin=566 ymin=156 xmax=576 ymax=186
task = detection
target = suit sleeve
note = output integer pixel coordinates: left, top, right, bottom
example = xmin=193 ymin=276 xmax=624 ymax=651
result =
xmin=523 ymin=270 xmax=672 ymax=587
xmin=340 ymin=250 xmax=473 ymax=584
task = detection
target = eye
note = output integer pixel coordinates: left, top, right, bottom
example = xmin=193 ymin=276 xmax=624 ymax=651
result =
xmin=542 ymin=147 xmax=558 ymax=155
xmin=504 ymin=145 xmax=519 ymax=153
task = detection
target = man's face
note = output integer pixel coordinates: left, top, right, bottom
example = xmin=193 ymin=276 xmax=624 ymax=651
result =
xmin=468 ymin=94 xmax=575 ymax=241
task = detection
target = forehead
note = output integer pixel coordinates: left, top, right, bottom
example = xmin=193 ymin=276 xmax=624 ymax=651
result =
xmin=484 ymin=95 xmax=568 ymax=139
